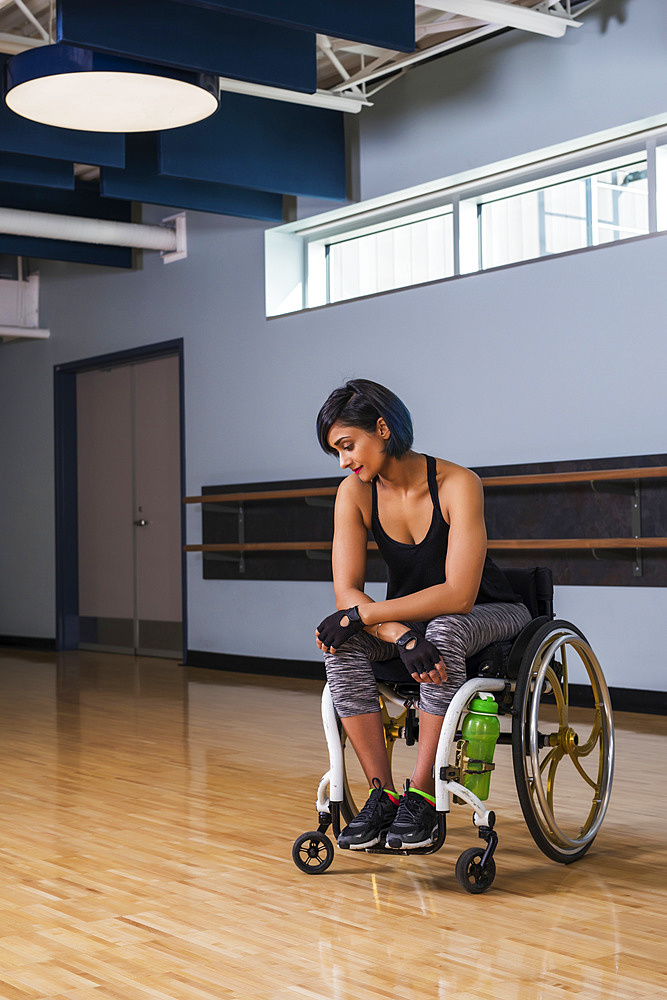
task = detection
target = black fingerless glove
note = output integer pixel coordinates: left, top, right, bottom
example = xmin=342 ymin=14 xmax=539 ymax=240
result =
xmin=317 ymin=606 xmax=365 ymax=649
xmin=396 ymin=629 xmax=442 ymax=674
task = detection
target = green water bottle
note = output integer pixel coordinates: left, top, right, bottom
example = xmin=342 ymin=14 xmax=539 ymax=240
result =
xmin=461 ymin=693 xmax=500 ymax=801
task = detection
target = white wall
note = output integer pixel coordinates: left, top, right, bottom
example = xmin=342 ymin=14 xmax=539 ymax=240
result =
xmin=0 ymin=0 xmax=664 ymax=691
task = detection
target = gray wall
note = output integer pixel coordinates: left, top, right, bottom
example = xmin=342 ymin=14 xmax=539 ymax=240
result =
xmin=0 ymin=0 xmax=665 ymax=691
xmin=360 ymin=0 xmax=667 ymax=199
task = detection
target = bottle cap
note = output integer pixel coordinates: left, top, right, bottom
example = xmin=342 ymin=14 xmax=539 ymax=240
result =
xmin=470 ymin=694 xmax=499 ymax=715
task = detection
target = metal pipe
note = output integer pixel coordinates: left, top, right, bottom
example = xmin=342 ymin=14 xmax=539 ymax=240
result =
xmin=0 ymin=207 xmax=178 ymax=251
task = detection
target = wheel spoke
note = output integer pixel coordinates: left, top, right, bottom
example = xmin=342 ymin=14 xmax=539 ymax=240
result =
xmin=545 ymin=664 xmax=567 ymax=724
xmin=527 ymin=744 xmax=562 ymax=840
xmin=568 ymin=749 xmax=598 ymax=790
xmin=544 ymin=745 xmax=564 ymax=816
xmin=560 ymin=645 xmax=569 ymax=722
xmin=538 ymin=743 xmax=561 ymax=778
xmin=575 ymin=709 xmax=602 ymax=757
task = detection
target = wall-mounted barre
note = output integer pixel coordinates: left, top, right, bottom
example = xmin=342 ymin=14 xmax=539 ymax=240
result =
xmin=184 ymin=537 xmax=667 ymax=553
xmin=184 ymin=464 xmax=667 ymax=579
xmin=183 ymin=465 xmax=667 ymax=506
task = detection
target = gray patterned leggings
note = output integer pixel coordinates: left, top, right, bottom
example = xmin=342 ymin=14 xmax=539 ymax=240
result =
xmin=323 ymin=602 xmax=532 ymax=717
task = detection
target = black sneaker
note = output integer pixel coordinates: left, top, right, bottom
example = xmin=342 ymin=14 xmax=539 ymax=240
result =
xmin=338 ymin=778 xmax=398 ymax=850
xmin=385 ymin=786 xmax=438 ymax=850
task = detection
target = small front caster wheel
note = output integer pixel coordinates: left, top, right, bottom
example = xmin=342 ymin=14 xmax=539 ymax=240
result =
xmin=455 ymin=847 xmax=496 ymax=894
xmin=292 ymin=831 xmax=334 ymax=874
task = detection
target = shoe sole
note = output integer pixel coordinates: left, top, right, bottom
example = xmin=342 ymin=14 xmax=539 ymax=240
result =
xmin=385 ymin=829 xmax=438 ymax=850
xmin=338 ymin=834 xmax=382 ymax=851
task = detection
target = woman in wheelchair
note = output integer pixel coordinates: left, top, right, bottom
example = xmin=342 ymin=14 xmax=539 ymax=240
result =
xmin=315 ymin=379 xmax=531 ymax=852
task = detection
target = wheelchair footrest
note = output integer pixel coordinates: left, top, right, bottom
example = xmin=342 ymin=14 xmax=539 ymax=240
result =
xmin=364 ymin=843 xmax=440 ymax=857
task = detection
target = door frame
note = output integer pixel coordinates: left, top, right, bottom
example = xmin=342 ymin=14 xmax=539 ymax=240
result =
xmin=54 ymin=339 xmax=187 ymax=658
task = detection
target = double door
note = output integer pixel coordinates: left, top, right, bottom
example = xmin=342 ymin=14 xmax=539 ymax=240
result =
xmin=76 ymin=354 xmax=182 ymax=657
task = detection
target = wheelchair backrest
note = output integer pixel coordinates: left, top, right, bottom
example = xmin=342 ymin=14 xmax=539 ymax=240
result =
xmin=503 ymin=567 xmax=554 ymax=620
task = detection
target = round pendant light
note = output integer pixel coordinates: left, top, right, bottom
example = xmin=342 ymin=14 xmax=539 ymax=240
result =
xmin=5 ymin=43 xmax=219 ymax=132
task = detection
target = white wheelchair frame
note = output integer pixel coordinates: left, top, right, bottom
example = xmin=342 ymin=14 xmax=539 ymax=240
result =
xmin=318 ymin=675 xmax=505 ymax=828
xmin=293 ymin=612 xmax=615 ymax=893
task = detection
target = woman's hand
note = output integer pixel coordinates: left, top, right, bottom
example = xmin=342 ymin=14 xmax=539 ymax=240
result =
xmin=316 ymin=606 xmax=365 ymax=653
xmin=396 ymin=630 xmax=448 ymax=685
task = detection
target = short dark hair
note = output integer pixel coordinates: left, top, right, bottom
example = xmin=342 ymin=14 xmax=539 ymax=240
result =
xmin=316 ymin=379 xmax=414 ymax=459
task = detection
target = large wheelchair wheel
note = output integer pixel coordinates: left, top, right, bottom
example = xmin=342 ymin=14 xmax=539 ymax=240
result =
xmin=511 ymin=620 xmax=614 ymax=863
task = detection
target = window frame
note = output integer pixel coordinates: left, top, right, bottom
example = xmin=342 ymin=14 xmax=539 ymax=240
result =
xmin=265 ymin=115 xmax=667 ymax=317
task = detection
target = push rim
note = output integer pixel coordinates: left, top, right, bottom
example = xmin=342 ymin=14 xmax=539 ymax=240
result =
xmin=513 ymin=623 xmax=615 ymax=860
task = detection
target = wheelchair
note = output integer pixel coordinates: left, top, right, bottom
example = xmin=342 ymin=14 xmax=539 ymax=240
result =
xmin=292 ymin=568 xmax=615 ymax=893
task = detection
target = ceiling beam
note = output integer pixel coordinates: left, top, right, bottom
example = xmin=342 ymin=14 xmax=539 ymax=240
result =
xmin=0 ymin=31 xmax=45 ymax=55
xmin=217 ymin=75 xmax=370 ymax=112
xmin=332 ymin=23 xmax=501 ymax=91
xmin=422 ymin=1 xmax=581 ymax=39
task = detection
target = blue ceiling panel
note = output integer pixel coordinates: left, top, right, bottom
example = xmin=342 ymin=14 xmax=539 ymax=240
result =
xmin=58 ymin=0 xmax=316 ymax=93
xmin=0 ymin=152 xmax=74 ymax=190
xmin=101 ymin=133 xmax=284 ymax=221
xmin=0 ymin=56 xmax=125 ymax=167
xmin=174 ymin=0 xmax=415 ymax=52
xmin=101 ymin=134 xmax=284 ymax=220
xmin=159 ymin=93 xmax=346 ymax=200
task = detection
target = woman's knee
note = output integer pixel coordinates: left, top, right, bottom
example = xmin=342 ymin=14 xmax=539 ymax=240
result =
xmin=323 ymin=645 xmax=380 ymax=717
xmin=325 ymin=672 xmax=380 ymax=717
xmin=424 ymin=615 xmax=469 ymax=664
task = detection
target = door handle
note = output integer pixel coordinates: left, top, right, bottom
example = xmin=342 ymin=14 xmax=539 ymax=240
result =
xmin=133 ymin=519 xmax=149 ymax=526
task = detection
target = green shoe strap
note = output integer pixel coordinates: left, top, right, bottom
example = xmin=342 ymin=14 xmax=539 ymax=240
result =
xmin=409 ymin=787 xmax=436 ymax=806
xmin=368 ymin=786 xmax=400 ymax=805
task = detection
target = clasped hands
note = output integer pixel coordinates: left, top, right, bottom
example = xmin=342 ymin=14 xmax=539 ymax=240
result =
xmin=316 ymin=606 xmax=447 ymax=685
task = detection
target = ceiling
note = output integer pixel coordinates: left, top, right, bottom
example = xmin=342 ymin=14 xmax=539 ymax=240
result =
xmin=0 ymin=1 xmax=600 ymax=105
xmin=315 ymin=1 xmax=599 ymax=99
xmin=0 ymin=1 xmax=601 ymax=273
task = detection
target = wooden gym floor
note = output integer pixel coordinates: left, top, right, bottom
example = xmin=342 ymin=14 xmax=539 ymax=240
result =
xmin=0 ymin=648 xmax=665 ymax=1000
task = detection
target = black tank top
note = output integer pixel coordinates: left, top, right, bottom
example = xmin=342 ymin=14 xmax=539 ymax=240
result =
xmin=371 ymin=454 xmax=519 ymax=605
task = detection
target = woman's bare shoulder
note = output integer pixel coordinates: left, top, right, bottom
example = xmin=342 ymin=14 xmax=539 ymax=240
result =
xmin=433 ymin=457 xmax=482 ymax=489
xmin=433 ymin=458 xmax=483 ymax=520
xmin=336 ymin=473 xmax=373 ymax=517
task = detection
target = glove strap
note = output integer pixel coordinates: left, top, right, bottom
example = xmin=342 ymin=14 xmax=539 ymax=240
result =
xmin=396 ymin=629 xmax=419 ymax=650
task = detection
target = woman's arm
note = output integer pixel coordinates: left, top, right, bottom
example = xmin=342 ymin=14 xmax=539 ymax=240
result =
xmin=316 ymin=474 xmax=449 ymax=684
xmin=316 ymin=479 xmax=407 ymax=651
xmin=330 ymin=477 xmax=372 ymax=610
xmin=356 ymin=467 xmax=487 ymax=627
